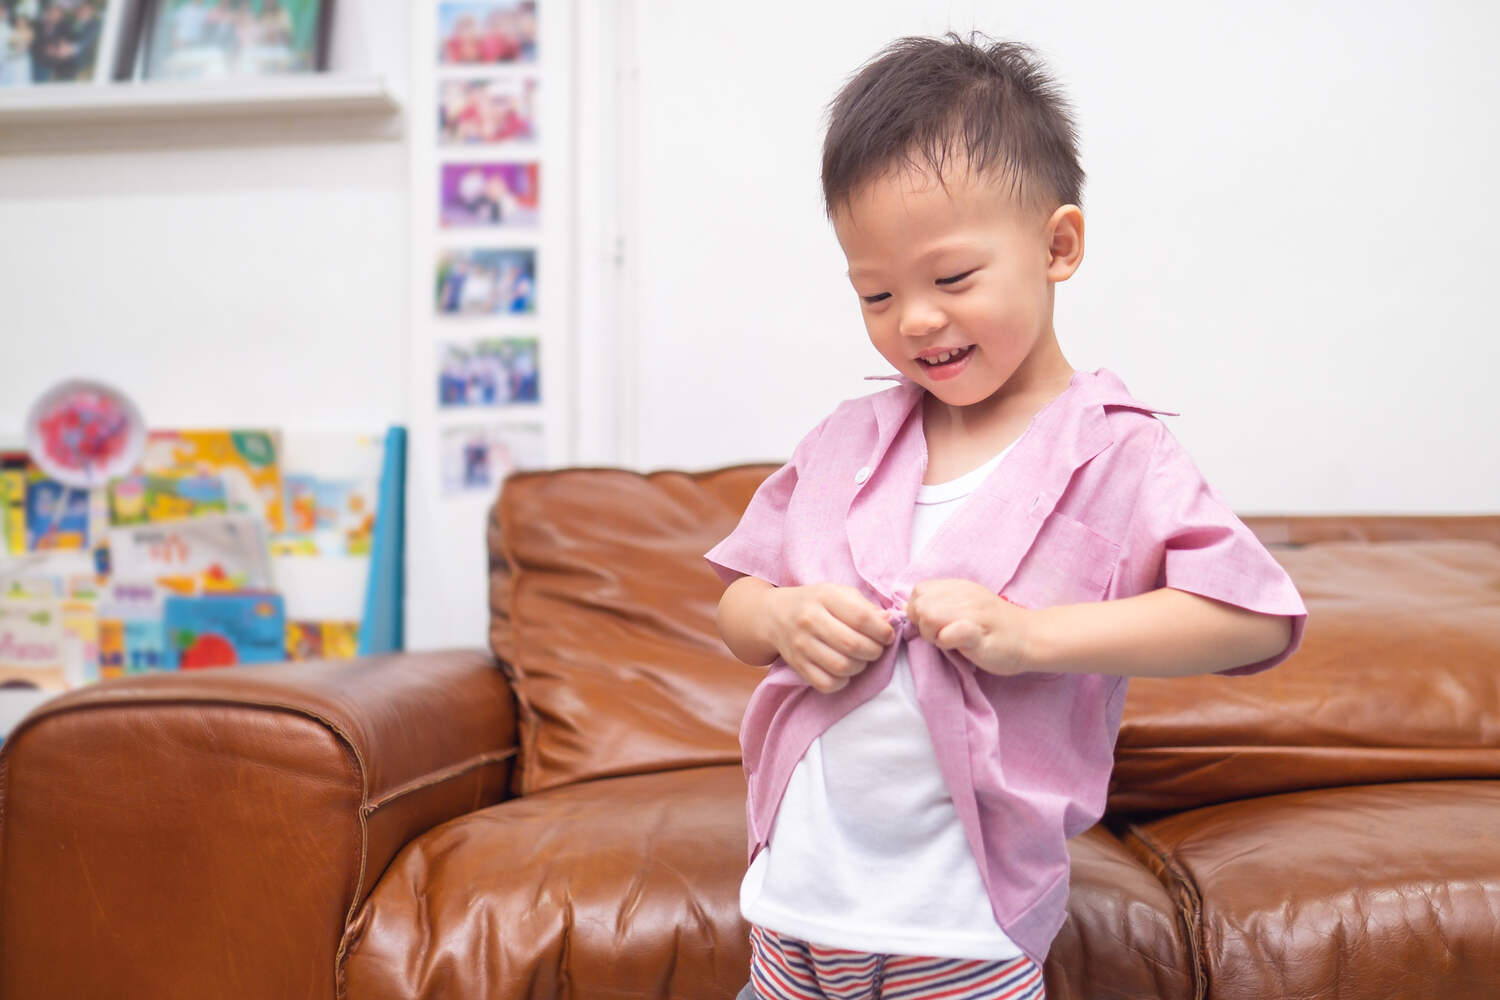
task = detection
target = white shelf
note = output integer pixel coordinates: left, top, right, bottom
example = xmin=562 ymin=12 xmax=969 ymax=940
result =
xmin=0 ymin=73 xmax=400 ymax=126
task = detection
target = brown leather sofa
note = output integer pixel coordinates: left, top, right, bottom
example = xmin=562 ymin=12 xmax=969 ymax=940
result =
xmin=2 ymin=465 xmax=1498 ymax=1000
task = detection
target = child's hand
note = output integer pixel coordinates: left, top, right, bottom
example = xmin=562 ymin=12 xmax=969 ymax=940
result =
xmin=905 ymin=579 xmax=1031 ymax=676
xmin=764 ymin=584 xmax=895 ymax=693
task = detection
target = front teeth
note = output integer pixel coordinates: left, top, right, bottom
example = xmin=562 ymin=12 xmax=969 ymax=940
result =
xmin=926 ymin=349 xmax=960 ymax=364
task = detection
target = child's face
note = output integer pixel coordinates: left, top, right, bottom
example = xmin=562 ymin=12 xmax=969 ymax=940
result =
xmin=832 ymin=163 xmax=1082 ymax=416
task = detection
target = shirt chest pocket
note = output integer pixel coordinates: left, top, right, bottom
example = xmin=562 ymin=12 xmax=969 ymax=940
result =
xmin=1002 ymin=511 xmax=1120 ymax=609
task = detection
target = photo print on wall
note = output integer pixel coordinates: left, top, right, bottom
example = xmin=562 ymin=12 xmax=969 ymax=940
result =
xmin=440 ymin=162 xmax=539 ymax=228
xmin=439 ymin=422 xmax=544 ymax=497
xmin=0 ymin=0 xmax=134 ymax=86
xmin=435 ymin=248 xmax=536 ymax=316
xmin=437 ymin=0 xmax=535 ymax=66
xmin=438 ymin=76 xmax=538 ymax=145
xmin=437 ymin=337 xmax=539 ymax=408
xmin=134 ymin=0 xmax=334 ymax=81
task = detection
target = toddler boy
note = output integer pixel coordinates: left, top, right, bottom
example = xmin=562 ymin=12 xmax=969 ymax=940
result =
xmin=709 ymin=34 xmax=1306 ymax=1000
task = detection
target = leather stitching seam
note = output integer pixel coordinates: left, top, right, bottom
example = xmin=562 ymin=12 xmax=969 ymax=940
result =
xmin=363 ymin=747 xmax=518 ymax=813
xmin=1126 ymin=822 xmax=1208 ymax=1000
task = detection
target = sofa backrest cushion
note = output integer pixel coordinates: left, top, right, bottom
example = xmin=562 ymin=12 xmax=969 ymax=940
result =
xmin=488 ymin=465 xmax=775 ymax=795
xmin=1114 ymin=534 xmax=1500 ymax=813
xmin=489 ymin=464 xmax=1500 ymax=807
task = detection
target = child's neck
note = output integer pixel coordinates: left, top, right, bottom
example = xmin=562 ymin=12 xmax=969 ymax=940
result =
xmin=921 ymin=370 xmax=1076 ymax=484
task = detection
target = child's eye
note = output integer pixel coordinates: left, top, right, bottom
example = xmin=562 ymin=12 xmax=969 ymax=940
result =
xmin=861 ymin=292 xmax=891 ymax=304
xmin=935 ymin=270 xmax=977 ymax=286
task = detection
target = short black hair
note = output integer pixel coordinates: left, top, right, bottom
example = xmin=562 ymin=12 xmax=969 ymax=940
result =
xmin=822 ymin=34 xmax=1085 ymax=219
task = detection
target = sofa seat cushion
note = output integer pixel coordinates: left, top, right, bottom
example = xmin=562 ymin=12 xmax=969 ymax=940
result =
xmin=1122 ymin=780 xmax=1500 ymax=1000
xmin=344 ymin=765 xmax=1191 ymax=1000
xmin=1047 ymin=825 xmax=1196 ymax=1000
xmin=344 ymin=765 xmax=754 ymax=1000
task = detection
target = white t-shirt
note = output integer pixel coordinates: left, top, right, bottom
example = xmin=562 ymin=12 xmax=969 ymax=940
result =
xmin=740 ymin=443 xmax=1026 ymax=960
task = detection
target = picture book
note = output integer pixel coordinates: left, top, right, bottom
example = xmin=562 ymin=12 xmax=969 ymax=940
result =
xmin=25 ymin=478 xmax=91 ymax=551
xmin=0 ymin=551 xmax=99 ymax=604
xmin=66 ymin=572 xmax=104 ymax=601
xmin=98 ymin=579 xmax=167 ymax=676
xmin=88 ymin=484 xmax=109 ymax=553
xmin=108 ymin=474 xmax=229 ymax=526
xmin=277 ymin=477 xmax=376 ymax=557
xmin=0 ymin=452 xmax=27 ymax=556
xmin=286 ymin=620 xmax=359 ymax=661
xmin=123 ymin=619 xmax=167 ymax=674
xmin=164 ymin=593 xmax=286 ymax=669
xmin=98 ymin=618 xmax=125 ymax=679
xmin=3 ymin=576 xmax=56 ymax=600
xmin=140 ymin=430 xmax=286 ymax=532
xmin=272 ymin=431 xmax=383 ymax=558
xmin=61 ymin=596 xmax=100 ymax=686
xmin=101 ymin=579 xmax=166 ymax=617
xmin=107 ymin=514 xmax=273 ymax=594
xmin=0 ymin=596 xmax=68 ymax=691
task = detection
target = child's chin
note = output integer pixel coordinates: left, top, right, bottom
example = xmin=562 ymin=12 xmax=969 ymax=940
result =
xmin=924 ymin=378 xmax=1008 ymax=411
xmin=917 ymin=369 xmax=975 ymax=397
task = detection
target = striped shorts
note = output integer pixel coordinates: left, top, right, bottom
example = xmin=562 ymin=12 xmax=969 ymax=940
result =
xmin=746 ymin=924 xmax=1047 ymax=1000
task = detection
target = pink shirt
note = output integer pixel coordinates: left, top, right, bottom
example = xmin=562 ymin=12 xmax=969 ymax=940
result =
xmin=705 ymin=368 xmax=1307 ymax=966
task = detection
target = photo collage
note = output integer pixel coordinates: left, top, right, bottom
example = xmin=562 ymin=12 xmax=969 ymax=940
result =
xmin=0 ymin=0 xmax=335 ymax=87
xmin=431 ymin=0 xmax=544 ymax=498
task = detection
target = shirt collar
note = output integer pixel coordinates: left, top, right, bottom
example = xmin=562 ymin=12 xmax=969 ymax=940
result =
xmin=845 ymin=368 xmax=1177 ymax=606
xmin=862 ymin=367 xmax=1176 ymax=443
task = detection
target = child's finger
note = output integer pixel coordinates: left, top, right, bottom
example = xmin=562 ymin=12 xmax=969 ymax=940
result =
xmin=816 ymin=612 xmax=887 ymax=663
xmin=906 ymin=598 xmax=946 ymax=645
xmin=828 ymin=589 xmax=896 ymax=644
xmin=807 ymin=637 xmax=871 ymax=679
xmin=794 ymin=657 xmax=848 ymax=693
xmin=936 ymin=619 xmax=982 ymax=652
xmin=789 ymin=625 xmax=867 ymax=679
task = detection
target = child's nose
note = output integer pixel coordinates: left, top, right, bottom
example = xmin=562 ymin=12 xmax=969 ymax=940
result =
xmin=898 ymin=299 xmax=946 ymax=338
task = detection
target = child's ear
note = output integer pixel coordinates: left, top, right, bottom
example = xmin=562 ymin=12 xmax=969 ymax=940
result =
xmin=1045 ymin=205 xmax=1085 ymax=282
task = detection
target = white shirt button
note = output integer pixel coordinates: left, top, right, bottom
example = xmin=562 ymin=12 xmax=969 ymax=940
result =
xmin=854 ymin=466 xmax=871 ymax=484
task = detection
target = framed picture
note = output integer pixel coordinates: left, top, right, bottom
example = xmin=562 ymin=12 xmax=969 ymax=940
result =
xmin=438 ymin=76 xmax=537 ymax=145
xmin=439 ymin=422 xmax=544 ymax=498
xmin=440 ymin=162 xmax=538 ymax=228
xmin=437 ymin=1 xmax=535 ymax=66
xmin=435 ymin=248 xmax=536 ymax=316
xmin=437 ymin=337 xmax=540 ymax=408
xmin=134 ymin=0 xmax=333 ymax=82
xmin=0 ymin=0 xmax=134 ymax=87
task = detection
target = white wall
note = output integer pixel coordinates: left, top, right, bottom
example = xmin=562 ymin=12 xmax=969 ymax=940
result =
xmin=611 ymin=0 xmax=1499 ymax=512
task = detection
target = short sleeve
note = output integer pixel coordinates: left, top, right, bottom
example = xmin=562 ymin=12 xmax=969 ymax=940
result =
xmin=703 ymin=414 xmax=830 ymax=588
xmin=1126 ymin=423 xmax=1308 ymax=676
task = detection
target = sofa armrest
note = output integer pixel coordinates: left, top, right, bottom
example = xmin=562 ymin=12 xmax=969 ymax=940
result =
xmin=0 ymin=648 xmax=516 ymax=1000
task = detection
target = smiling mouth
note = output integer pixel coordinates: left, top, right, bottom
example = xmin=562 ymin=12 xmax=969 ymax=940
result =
xmin=916 ymin=346 xmax=975 ymax=367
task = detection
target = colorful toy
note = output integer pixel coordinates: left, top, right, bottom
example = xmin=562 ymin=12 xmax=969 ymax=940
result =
xmin=25 ymin=380 xmax=145 ymax=489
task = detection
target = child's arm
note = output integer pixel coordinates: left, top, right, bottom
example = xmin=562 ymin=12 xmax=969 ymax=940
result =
xmin=717 ymin=576 xmax=895 ymax=692
xmin=905 ymin=579 xmax=1292 ymax=678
